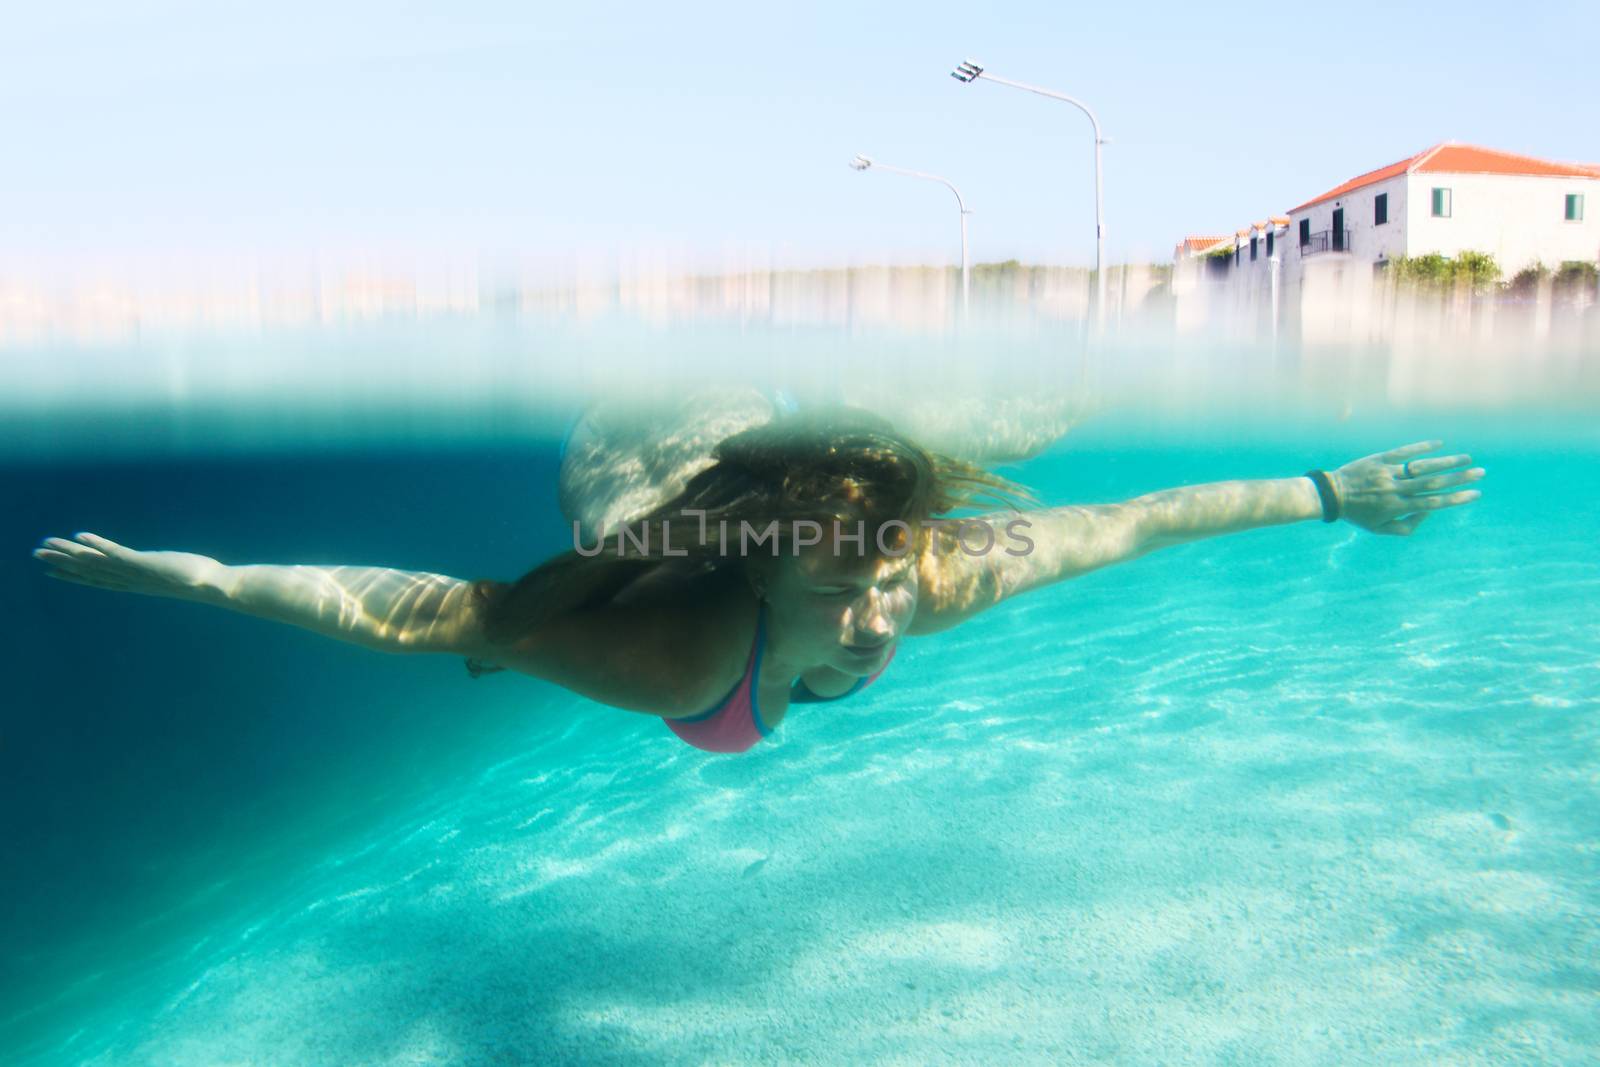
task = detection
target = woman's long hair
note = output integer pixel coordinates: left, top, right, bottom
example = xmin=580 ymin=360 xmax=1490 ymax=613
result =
xmin=479 ymin=408 xmax=1031 ymax=645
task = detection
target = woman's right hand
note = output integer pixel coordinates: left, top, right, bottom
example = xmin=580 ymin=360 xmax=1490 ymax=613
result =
xmin=32 ymin=533 xmax=229 ymax=602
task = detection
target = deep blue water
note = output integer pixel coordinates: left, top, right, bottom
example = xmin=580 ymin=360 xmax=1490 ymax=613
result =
xmin=3 ymin=416 xmax=1597 ymax=1064
xmin=3 ymin=447 xmax=573 ymax=1053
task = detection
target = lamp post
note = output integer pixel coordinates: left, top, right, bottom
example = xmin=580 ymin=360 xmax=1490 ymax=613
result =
xmin=951 ymin=59 xmax=1107 ymax=329
xmin=850 ymin=154 xmax=971 ymax=317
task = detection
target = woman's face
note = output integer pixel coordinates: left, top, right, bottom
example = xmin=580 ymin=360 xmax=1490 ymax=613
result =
xmin=763 ymin=542 xmax=918 ymax=675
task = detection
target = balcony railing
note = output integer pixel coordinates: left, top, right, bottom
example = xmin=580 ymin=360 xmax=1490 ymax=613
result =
xmin=1300 ymin=229 xmax=1353 ymax=257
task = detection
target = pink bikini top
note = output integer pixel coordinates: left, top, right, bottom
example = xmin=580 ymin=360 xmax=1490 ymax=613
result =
xmin=664 ymin=608 xmax=895 ymax=754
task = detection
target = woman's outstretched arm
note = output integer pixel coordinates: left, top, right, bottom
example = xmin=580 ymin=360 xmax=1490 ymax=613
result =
xmin=32 ymin=533 xmax=492 ymax=656
xmin=912 ymin=441 xmax=1484 ymax=633
xmin=31 ymin=534 xmax=736 ymax=714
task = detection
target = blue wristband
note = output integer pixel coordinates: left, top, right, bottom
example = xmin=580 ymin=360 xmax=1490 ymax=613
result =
xmin=1304 ymin=470 xmax=1340 ymax=523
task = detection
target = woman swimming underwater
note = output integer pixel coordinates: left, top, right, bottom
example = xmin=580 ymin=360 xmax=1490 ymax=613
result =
xmin=32 ymin=410 xmax=1483 ymax=754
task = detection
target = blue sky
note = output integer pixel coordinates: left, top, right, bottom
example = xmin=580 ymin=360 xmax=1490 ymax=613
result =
xmin=2 ymin=1 xmax=1592 ymax=278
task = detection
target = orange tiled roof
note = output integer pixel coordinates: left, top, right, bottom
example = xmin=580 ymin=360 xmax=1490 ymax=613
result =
xmin=1178 ymin=235 xmax=1229 ymax=254
xmin=1289 ymin=151 xmax=1425 ymax=212
xmin=1290 ymin=143 xmax=1600 ymax=213
xmin=1268 ymin=215 xmax=1290 ymax=225
xmin=1171 ymin=233 xmax=1228 ymax=255
xmin=1419 ymin=143 xmax=1600 ymax=179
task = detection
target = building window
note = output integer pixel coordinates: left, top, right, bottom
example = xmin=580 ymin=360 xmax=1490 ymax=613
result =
xmin=1299 ymin=219 xmax=1311 ymax=248
xmin=1374 ymin=193 xmax=1389 ymax=226
xmin=1250 ymin=236 xmax=1258 ymax=261
xmin=1567 ymin=193 xmax=1585 ymax=222
xmin=1234 ymin=245 xmax=1240 ymax=266
xmin=1431 ymin=187 xmax=1452 ymax=218
xmin=1266 ymin=231 xmax=1275 ymax=257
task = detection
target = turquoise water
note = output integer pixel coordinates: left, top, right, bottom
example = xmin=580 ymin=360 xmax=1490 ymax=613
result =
xmin=5 ymin=413 xmax=1598 ymax=1064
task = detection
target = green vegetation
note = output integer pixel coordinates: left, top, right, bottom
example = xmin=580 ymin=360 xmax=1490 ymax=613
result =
xmin=967 ymin=260 xmax=1174 ymax=282
xmin=1388 ymin=250 xmax=1501 ymax=290
xmin=1555 ymin=260 xmax=1599 ymax=294
xmin=1389 ymin=252 xmax=1600 ymax=300
xmin=1486 ymin=259 xmax=1599 ymax=299
xmin=1455 ymin=251 xmax=1506 ymax=288
xmin=972 ymin=259 xmax=1023 ymax=277
xmin=1508 ymin=262 xmax=1550 ymax=296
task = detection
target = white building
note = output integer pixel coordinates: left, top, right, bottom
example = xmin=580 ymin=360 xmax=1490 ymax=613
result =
xmin=1283 ymin=142 xmax=1600 ymax=289
xmin=1172 ymin=219 xmax=1291 ymax=335
xmin=1175 ymin=143 xmax=1600 ymax=336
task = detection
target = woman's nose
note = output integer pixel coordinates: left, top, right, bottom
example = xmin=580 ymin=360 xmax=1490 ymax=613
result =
xmin=853 ymin=590 xmax=896 ymax=641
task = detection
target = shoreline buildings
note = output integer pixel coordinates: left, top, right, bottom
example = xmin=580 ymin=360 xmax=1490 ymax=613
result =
xmin=1174 ymin=143 xmax=1600 ymax=338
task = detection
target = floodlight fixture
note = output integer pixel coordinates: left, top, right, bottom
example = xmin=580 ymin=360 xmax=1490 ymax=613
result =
xmin=951 ymin=59 xmax=984 ymax=83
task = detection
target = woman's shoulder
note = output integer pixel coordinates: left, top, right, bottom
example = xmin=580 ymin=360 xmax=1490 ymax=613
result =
xmin=615 ymin=571 xmax=761 ymax=715
xmin=489 ymin=565 xmax=759 ymax=717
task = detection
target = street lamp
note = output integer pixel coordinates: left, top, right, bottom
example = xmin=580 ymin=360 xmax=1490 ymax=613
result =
xmin=951 ymin=58 xmax=1108 ymax=329
xmin=849 ymin=154 xmax=972 ymax=317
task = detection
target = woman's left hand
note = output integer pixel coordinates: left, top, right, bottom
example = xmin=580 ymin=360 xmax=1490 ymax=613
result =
xmin=1331 ymin=441 xmax=1484 ymax=536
